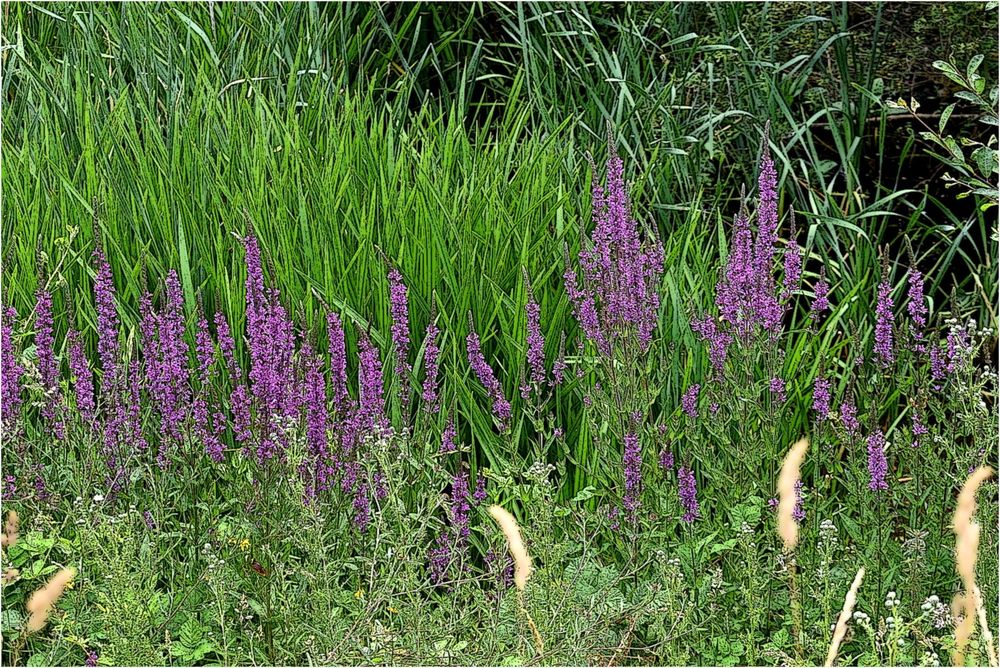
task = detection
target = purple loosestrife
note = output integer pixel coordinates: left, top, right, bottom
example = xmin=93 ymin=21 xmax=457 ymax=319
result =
xmin=681 ymin=384 xmax=700 ymax=419
xmin=216 ymin=311 xmax=252 ymax=445
xmin=873 ymin=276 xmax=895 ymax=369
xmin=793 ymin=480 xmax=805 ymax=523
xmin=357 ymin=331 xmax=387 ymax=432
xmin=715 ymin=210 xmax=756 ymax=340
xmin=930 ymin=345 xmax=947 ymax=390
xmin=782 ymin=215 xmax=803 ymax=300
xmin=552 ymin=332 xmax=568 ymax=386
xmin=840 ymin=400 xmax=859 ymax=435
xmin=621 ymin=432 xmax=642 ymax=522
xmin=810 ymin=272 xmax=830 ymax=320
xmin=428 ymin=531 xmax=452 ymax=586
xmin=750 ymin=131 xmax=783 ymax=333
xmin=659 ymin=448 xmax=674 ymax=472
xmin=678 ymin=465 xmax=699 ymax=523
xmin=194 ymin=313 xmax=223 ymax=463
xmin=93 ymin=244 xmax=121 ymax=395
xmin=147 ymin=271 xmax=190 ymax=468
xmin=301 ymin=340 xmax=333 ymax=501
xmin=1 ymin=306 xmax=25 ymax=431
xmin=34 ymin=288 xmax=64 ymax=439
xmin=911 ymin=412 xmax=928 ymax=448
xmin=565 ymin=143 xmax=664 ymax=356
xmin=523 ymin=270 xmax=546 ymax=389
xmin=327 ymin=312 xmax=349 ymax=412
xmin=466 ymin=316 xmax=511 ymax=428
xmin=867 ymin=429 xmax=889 ymax=491
xmin=67 ymin=329 xmax=95 ymax=424
xmin=387 ymin=266 xmax=411 ymax=382
xmin=421 ymin=304 xmax=441 ymax=412
xmin=450 ymin=467 xmax=473 ymax=543
xmin=907 ymin=268 xmax=927 ymax=340
xmin=353 ymin=483 xmax=371 ymax=533
xmin=812 ymin=377 xmax=831 ymax=420
xmin=440 ymin=413 xmax=457 ymax=454
xmin=769 ymin=376 xmax=787 ymax=403
xmin=691 ymin=315 xmax=731 ymax=373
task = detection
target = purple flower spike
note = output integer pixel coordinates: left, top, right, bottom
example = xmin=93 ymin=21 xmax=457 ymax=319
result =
xmin=34 ymin=288 xmax=64 ymax=439
xmin=812 ymin=377 xmax=831 ymax=420
xmin=466 ymin=315 xmax=511 ymax=428
xmin=873 ymin=277 xmax=895 ymax=369
xmin=681 ymin=384 xmax=700 ymax=419
xmin=621 ymin=432 xmax=642 ymax=522
xmin=387 ymin=266 xmax=411 ymax=381
xmin=678 ymin=466 xmax=699 ymax=523
xmin=867 ymin=429 xmax=889 ymax=491
xmin=421 ymin=301 xmax=441 ymax=413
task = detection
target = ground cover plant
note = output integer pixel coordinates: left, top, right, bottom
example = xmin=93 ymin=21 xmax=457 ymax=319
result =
xmin=1 ymin=2 xmax=997 ymax=667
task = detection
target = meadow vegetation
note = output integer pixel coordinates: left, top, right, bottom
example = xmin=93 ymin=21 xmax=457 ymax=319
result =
xmin=1 ymin=3 xmax=997 ymax=666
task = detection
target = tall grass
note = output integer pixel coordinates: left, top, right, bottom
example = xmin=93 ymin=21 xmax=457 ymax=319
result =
xmin=2 ymin=2 xmax=994 ymax=500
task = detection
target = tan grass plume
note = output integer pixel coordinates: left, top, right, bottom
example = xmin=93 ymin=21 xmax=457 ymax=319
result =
xmin=1 ymin=510 xmax=19 ymax=549
xmin=488 ymin=504 xmax=543 ymax=656
xmin=488 ymin=505 xmax=532 ymax=590
xmin=777 ymin=438 xmax=808 ymax=552
xmin=824 ymin=566 xmax=865 ymax=667
xmin=952 ymin=466 xmax=994 ymax=667
xmin=25 ymin=567 xmax=76 ymax=633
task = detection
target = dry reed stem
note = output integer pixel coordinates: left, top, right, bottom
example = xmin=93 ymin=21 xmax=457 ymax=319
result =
xmin=488 ymin=505 xmax=543 ymax=657
xmin=952 ymin=466 xmax=993 ymax=666
xmin=974 ymin=585 xmax=999 ymax=667
xmin=777 ymin=439 xmax=808 ymax=552
xmin=25 ymin=567 xmax=76 ymax=633
xmin=824 ymin=566 xmax=865 ymax=667
xmin=2 ymin=510 xmax=19 ymax=549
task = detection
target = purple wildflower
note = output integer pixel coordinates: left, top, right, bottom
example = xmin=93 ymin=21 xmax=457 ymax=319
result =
xmin=194 ymin=312 xmax=223 ymax=463
xmin=449 ymin=467 xmax=473 ymax=543
xmin=565 ymin=142 xmax=664 ymax=356
xmin=440 ymin=413 xmax=457 ymax=454
xmin=551 ymin=332 xmax=567 ymax=386
xmin=659 ymin=448 xmax=674 ymax=472
xmin=907 ymin=269 xmax=927 ymax=339
xmin=873 ymin=278 xmax=895 ymax=369
xmin=681 ymin=384 xmax=700 ymax=419
xmin=421 ymin=307 xmax=441 ymax=412
xmin=678 ymin=466 xmax=699 ymax=523
xmin=148 ymin=271 xmax=190 ymax=467
xmin=387 ymin=266 xmax=411 ymax=381
xmin=85 ymin=650 xmax=99 ymax=667
xmin=867 ymin=429 xmax=889 ymax=491
xmin=769 ymin=376 xmax=787 ymax=403
xmin=466 ymin=318 xmax=511 ymax=427
xmin=327 ymin=312 xmax=349 ymax=412
xmin=691 ymin=315 xmax=731 ymax=372
xmin=143 ymin=510 xmax=156 ymax=530
xmin=2 ymin=306 xmax=25 ymax=431
xmin=428 ymin=531 xmax=452 ymax=586
xmin=622 ymin=432 xmax=642 ymax=522
xmin=930 ymin=344 xmax=947 ymax=390
xmin=301 ymin=341 xmax=332 ymax=500
xmin=473 ymin=476 xmax=487 ymax=504
xmin=93 ymin=243 xmax=121 ymax=395
xmin=792 ymin=480 xmax=805 ymax=523
xmin=716 ymin=210 xmax=756 ymax=340
xmin=353 ymin=483 xmax=371 ymax=533
xmin=812 ymin=377 xmax=831 ymax=420
xmin=782 ymin=225 xmax=802 ymax=300
xmin=67 ymin=328 xmax=95 ymax=424
xmin=911 ymin=411 xmax=928 ymax=448
xmin=840 ymin=400 xmax=859 ymax=435
xmin=34 ymin=288 xmax=64 ymax=439
xmin=357 ymin=331 xmax=387 ymax=432
xmin=523 ymin=270 xmax=546 ymax=388
xmin=810 ymin=273 xmax=830 ymax=320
